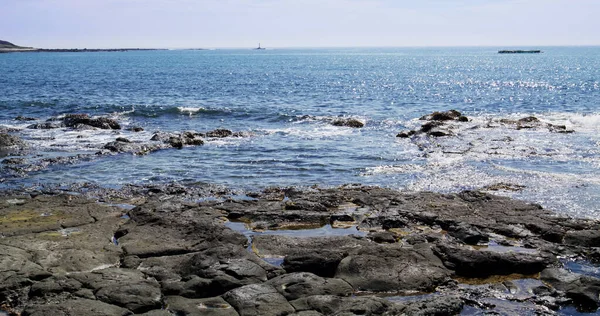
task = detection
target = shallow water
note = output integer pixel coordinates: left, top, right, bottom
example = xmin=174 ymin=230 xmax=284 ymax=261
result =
xmin=1 ymin=47 xmax=600 ymax=218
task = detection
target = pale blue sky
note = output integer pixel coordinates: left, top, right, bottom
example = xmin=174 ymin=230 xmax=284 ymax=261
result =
xmin=2 ymin=0 xmax=598 ymax=48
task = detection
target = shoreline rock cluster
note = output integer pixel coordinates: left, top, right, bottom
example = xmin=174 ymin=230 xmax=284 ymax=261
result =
xmin=397 ymin=110 xmax=574 ymax=138
xmin=1 ymin=184 xmax=600 ymax=315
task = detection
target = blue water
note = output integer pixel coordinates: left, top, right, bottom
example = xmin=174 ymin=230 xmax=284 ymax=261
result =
xmin=1 ymin=47 xmax=600 ymax=218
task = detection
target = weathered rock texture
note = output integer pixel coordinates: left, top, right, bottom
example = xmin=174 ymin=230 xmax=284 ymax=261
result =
xmin=1 ymin=184 xmax=600 ymax=315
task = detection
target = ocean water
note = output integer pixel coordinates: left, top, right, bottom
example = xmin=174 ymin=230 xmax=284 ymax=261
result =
xmin=1 ymin=47 xmax=599 ymax=218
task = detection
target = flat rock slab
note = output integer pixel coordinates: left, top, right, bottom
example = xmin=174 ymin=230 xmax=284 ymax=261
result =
xmin=335 ymin=244 xmax=451 ymax=292
xmin=21 ymin=298 xmax=130 ymax=316
xmin=266 ymin=272 xmax=353 ymax=300
xmin=223 ymin=283 xmax=295 ymax=316
xmin=165 ymin=296 xmax=239 ymax=316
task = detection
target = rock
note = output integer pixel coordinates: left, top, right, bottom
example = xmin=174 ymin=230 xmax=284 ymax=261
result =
xmin=222 ymin=283 xmax=295 ymax=316
xmin=367 ymin=231 xmax=396 ymax=244
xmin=396 ymin=130 xmax=416 ymax=138
xmin=331 ymin=118 xmax=364 ymax=128
xmin=116 ymin=137 xmax=131 ymax=143
xmin=95 ymin=281 xmax=162 ymax=313
xmin=564 ymin=230 xmax=600 ymax=247
xmin=335 ymin=244 xmax=451 ymax=292
xmin=14 ymin=116 xmax=37 ymax=121
xmin=265 ymin=272 xmax=353 ymax=300
xmin=394 ymin=295 xmax=464 ymax=316
xmin=0 ymin=133 xmax=26 ymax=149
xmin=290 ymin=295 xmax=397 ymax=315
xmin=282 ymin=251 xmax=346 ymax=278
xmin=419 ymin=110 xmax=463 ymax=121
xmin=206 ymin=129 xmax=233 ymax=138
xmin=164 ymin=296 xmax=239 ymax=316
xmin=2 ymin=158 xmax=27 ymax=165
xmin=27 ymin=122 xmax=65 ymax=129
xmin=128 ymin=126 xmax=144 ymax=132
xmin=448 ymin=223 xmax=489 ymax=245
xmin=434 ymin=243 xmax=553 ymax=277
xmin=21 ymin=298 xmax=131 ymax=316
xmin=63 ymin=114 xmax=121 ymax=130
xmin=541 ymin=268 xmax=600 ymax=312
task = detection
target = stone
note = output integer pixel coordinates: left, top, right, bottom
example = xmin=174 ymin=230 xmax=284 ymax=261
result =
xmin=541 ymin=268 xmax=600 ymax=312
xmin=206 ymin=129 xmax=233 ymax=138
xmin=331 ymin=118 xmax=364 ymax=128
xmin=21 ymin=298 xmax=131 ymax=316
xmin=222 ymin=283 xmax=295 ymax=316
xmin=434 ymin=243 xmax=553 ymax=277
xmin=164 ymin=295 xmax=239 ymax=316
xmin=266 ymin=272 xmax=353 ymax=300
xmin=335 ymin=244 xmax=451 ymax=292
xmin=290 ymin=295 xmax=396 ymax=315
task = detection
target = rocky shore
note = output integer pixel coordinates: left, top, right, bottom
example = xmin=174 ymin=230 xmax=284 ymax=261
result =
xmin=1 ymin=182 xmax=600 ymax=315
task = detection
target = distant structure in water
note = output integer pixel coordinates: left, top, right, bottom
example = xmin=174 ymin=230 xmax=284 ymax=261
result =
xmin=255 ymin=43 xmax=266 ymax=50
xmin=498 ymin=50 xmax=542 ymax=54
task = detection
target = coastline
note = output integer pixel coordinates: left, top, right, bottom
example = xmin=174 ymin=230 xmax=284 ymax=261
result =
xmin=1 ymin=182 xmax=599 ymax=315
xmin=1 ymin=110 xmax=599 ymax=315
xmin=0 ymin=48 xmax=165 ymax=54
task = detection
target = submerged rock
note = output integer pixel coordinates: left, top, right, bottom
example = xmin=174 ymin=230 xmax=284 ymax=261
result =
xmin=331 ymin=118 xmax=364 ymax=128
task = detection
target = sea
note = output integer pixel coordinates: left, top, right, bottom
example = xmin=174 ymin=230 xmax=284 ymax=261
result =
xmin=1 ymin=47 xmax=599 ymax=218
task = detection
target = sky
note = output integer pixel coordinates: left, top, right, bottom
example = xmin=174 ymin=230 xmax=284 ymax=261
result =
xmin=1 ymin=0 xmax=599 ymax=48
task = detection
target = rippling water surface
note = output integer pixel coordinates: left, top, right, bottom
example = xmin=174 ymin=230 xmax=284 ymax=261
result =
xmin=1 ymin=47 xmax=599 ymax=218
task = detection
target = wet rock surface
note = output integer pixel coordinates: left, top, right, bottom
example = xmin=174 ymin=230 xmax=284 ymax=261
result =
xmin=2 ymin=184 xmax=600 ymax=315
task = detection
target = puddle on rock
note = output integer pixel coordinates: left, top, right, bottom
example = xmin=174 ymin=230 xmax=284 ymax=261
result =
xmin=383 ymin=292 xmax=439 ymax=303
xmin=225 ymin=221 xmax=366 ymax=265
xmin=472 ymin=240 xmax=538 ymax=254
xmin=558 ymin=305 xmax=600 ymax=315
xmin=58 ymin=227 xmax=81 ymax=237
xmin=455 ymin=274 xmax=540 ymax=286
xmin=461 ymin=298 xmax=553 ymax=315
xmin=562 ymin=259 xmax=600 ymax=279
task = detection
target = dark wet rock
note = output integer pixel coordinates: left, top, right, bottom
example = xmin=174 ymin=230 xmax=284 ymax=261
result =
xmin=164 ymin=295 xmax=239 ymax=316
xmin=396 ymin=130 xmax=416 ymax=138
xmin=206 ymin=129 xmax=233 ymax=138
xmin=1 ymin=157 xmax=27 ymax=165
xmin=482 ymin=182 xmax=526 ymax=192
xmin=3 ymin=185 xmax=600 ymax=314
xmin=282 ymin=251 xmax=346 ymax=278
xmin=564 ymin=229 xmax=600 ymax=247
xmin=265 ymin=272 xmax=353 ymax=300
xmin=63 ymin=114 xmax=121 ymax=130
xmin=128 ymin=126 xmax=144 ymax=132
xmin=434 ymin=243 xmax=553 ymax=277
xmin=420 ymin=110 xmax=464 ymax=121
xmin=116 ymin=137 xmax=131 ymax=143
xmin=27 ymin=122 xmax=65 ymax=129
xmin=28 ymin=275 xmax=82 ymax=297
xmin=222 ymin=283 xmax=295 ymax=316
xmin=367 ymin=231 xmax=397 ymax=243
xmin=541 ymin=268 xmax=600 ymax=312
xmin=331 ymin=118 xmax=364 ymax=128
xmin=335 ymin=244 xmax=451 ymax=292
xmin=448 ymin=223 xmax=489 ymax=245
xmin=394 ymin=295 xmax=464 ymax=316
xmin=150 ymin=131 xmax=204 ymax=149
xmin=21 ymin=298 xmax=131 ymax=316
xmin=0 ymin=133 xmax=26 ymax=149
xmin=290 ymin=295 xmax=398 ymax=315
xmin=497 ymin=116 xmax=575 ymax=133
xmin=95 ymin=281 xmax=162 ymax=313
xmin=14 ymin=116 xmax=37 ymax=121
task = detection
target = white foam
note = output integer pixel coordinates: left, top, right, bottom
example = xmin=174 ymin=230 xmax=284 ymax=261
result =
xmin=177 ymin=107 xmax=205 ymax=115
